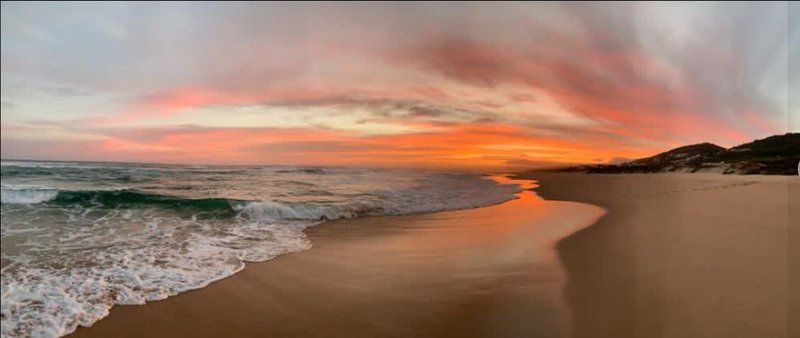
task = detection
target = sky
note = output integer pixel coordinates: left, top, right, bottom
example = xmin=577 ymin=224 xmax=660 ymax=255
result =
xmin=1 ymin=2 xmax=798 ymax=170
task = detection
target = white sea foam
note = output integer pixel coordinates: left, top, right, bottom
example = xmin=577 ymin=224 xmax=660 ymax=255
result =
xmin=0 ymin=166 xmax=521 ymax=338
xmin=1 ymin=214 xmax=314 ymax=338
xmin=1 ymin=185 xmax=60 ymax=204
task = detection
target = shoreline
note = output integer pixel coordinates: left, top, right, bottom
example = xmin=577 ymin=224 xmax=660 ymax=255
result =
xmin=70 ymin=176 xmax=603 ymax=337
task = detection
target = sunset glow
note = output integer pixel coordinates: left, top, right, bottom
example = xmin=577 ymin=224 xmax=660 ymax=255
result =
xmin=2 ymin=2 xmax=797 ymax=169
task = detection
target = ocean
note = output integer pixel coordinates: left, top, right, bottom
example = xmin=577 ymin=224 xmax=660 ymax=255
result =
xmin=0 ymin=160 xmax=521 ymax=337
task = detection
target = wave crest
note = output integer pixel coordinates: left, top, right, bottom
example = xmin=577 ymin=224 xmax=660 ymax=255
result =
xmin=237 ymin=200 xmax=384 ymax=221
xmin=1 ymin=186 xmax=60 ymax=204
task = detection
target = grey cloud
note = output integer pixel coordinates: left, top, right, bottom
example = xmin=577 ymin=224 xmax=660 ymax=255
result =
xmin=263 ymin=96 xmax=499 ymax=123
xmin=37 ymin=85 xmax=93 ymax=97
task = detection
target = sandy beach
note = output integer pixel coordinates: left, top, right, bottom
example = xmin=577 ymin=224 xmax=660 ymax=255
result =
xmin=69 ymin=173 xmax=797 ymax=338
xmin=522 ymin=173 xmax=798 ymax=338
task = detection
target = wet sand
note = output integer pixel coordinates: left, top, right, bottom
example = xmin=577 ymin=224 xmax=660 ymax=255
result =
xmin=69 ymin=173 xmax=797 ymax=338
xmin=70 ymin=177 xmax=603 ymax=337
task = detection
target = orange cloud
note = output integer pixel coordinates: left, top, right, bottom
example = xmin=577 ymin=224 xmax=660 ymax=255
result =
xmin=34 ymin=120 xmax=659 ymax=170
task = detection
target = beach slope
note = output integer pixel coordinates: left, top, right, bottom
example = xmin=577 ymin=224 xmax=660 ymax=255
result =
xmin=518 ymin=173 xmax=797 ymax=338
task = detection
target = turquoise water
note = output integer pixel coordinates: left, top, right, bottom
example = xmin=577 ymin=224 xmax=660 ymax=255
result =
xmin=0 ymin=160 xmax=520 ymax=338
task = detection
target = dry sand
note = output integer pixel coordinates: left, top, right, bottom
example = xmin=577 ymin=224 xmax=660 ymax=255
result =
xmin=69 ymin=173 xmax=798 ymax=338
xmin=522 ymin=173 xmax=798 ymax=338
